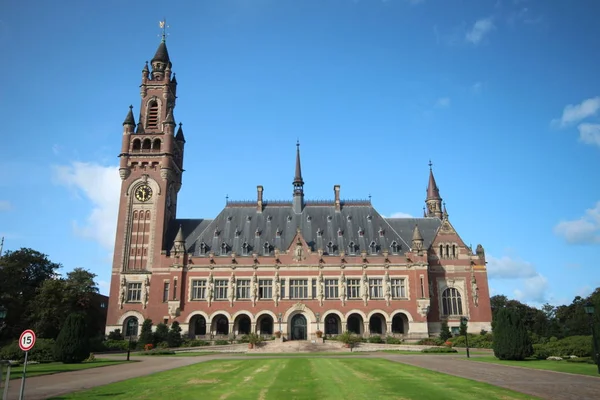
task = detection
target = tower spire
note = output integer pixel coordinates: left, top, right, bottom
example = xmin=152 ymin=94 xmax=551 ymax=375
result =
xmin=425 ymin=160 xmax=443 ymax=218
xmin=292 ymin=141 xmax=304 ymax=214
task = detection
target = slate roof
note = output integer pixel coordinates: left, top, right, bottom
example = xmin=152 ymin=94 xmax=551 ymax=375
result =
xmin=167 ymin=202 xmax=442 ymax=257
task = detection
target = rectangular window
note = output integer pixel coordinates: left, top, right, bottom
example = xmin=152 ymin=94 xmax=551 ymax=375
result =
xmin=420 ymin=276 xmax=425 ymax=298
xmin=236 ymin=279 xmax=251 ymax=299
xmin=214 ymin=279 xmax=228 ymax=300
xmin=163 ymin=282 xmax=170 ymax=302
xmin=289 ymin=279 xmax=308 ymax=299
xmin=259 ymin=279 xmax=272 ymax=299
xmin=173 ymin=279 xmax=178 ymax=301
xmin=127 ymin=282 xmax=142 ymax=302
xmin=369 ymin=278 xmax=383 ymax=299
xmin=325 ymin=279 xmax=339 ymax=299
xmin=191 ymin=280 xmax=206 ymax=300
xmin=391 ymin=278 xmax=406 ymax=299
xmin=280 ymin=279 xmax=286 ymax=299
xmin=311 ymin=279 xmax=317 ymax=299
xmin=347 ymin=279 xmax=361 ymax=299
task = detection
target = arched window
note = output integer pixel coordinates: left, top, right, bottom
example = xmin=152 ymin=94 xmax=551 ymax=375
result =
xmin=124 ymin=316 xmax=139 ymax=337
xmin=242 ymin=242 xmax=249 ymax=256
xmin=348 ymin=241 xmax=356 ymax=255
xmin=452 ymin=244 xmax=456 ymax=258
xmin=439 ymin=244 xmax=444 ymax=258
xmin=199 ymin=242 xmax=208 ymax=255
xmin=142 ymin=138 xmax=152 ymax=150
xmin=263 ymin=242 xmax=271 ymax=256
xmin=446 ymin=245 xmax=450 ymax=258
xmin=147 ymin=100 xmax=159 ymax=128
xmin=390 ymin=241 xmax=399 ymax=254
xmin=369 ymin=241 xmax=377 ymax=255
xmin=220 ymin=242 xmax=228 ymax=256
xmin=326 ymin=241 xmax=335 ymax=254
xmin=132 ymin=139 xmax=141 ymax=151
xmin=152 ymin=138 xmax=161 ymax=151
xmin=441 ymin=288 xmax=463 ymax=316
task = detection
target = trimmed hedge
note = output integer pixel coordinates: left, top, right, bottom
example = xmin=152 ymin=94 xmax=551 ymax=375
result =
xmin=449 ymin=333 xmax=494 ymax=349
xmin=532 ymin=336 xmax=593 ymax=359
xmin=422 ymin=347 xmax=458 ymax=353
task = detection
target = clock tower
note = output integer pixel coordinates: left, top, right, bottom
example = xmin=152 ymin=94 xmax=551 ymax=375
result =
xmin=111 ymin=32 xmax=185 ymax=276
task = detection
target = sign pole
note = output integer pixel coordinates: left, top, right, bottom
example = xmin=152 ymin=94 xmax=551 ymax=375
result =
xmin=18 ymin=351 xmax=28 ymax=400
xmin=3 ymin=363 xmax=10 ymax=400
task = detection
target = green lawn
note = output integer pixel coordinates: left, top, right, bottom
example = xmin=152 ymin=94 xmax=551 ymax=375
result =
xmin=3 ymin=360 xmax=131 ymax=380
xmin=469 ymin=356 xmax=600 ymax=377
xmin=50 ymin=358 xmax=538 ymax=400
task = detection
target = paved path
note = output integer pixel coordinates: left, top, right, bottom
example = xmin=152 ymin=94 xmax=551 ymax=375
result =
xmin=384 ymin=354 xmax=600 ymax=400
xmin=4 ymin=353 xmax=599 ymax=399
xmin=4 ymin=355 xmax=203 ymax=400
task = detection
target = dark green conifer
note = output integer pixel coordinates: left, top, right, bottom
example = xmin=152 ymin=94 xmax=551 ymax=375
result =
xmin=493 ymin=308 xmax=533 ymax=360
xmin=54 ymin=312 xmax=91 ymax=363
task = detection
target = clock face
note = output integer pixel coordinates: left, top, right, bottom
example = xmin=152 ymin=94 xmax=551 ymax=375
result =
xmin=135 ymin=184 xmax=153 ymax=202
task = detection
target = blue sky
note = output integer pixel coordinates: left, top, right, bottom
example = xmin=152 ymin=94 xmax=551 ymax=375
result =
xmin=1 ymin=0 xmax=599 ymax=307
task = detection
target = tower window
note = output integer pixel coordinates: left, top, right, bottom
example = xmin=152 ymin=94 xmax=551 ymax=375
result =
xmin=152 ymin=138 xmax=161 ymax=151
xmin=147 ymin=100 xmax=159 ymax=128
xmin=142 ymin=139 xmax=151 ymax=150
xmin=452 ymin=244 xmax=457 ymax=258
xmin=439 ymin=244 xmax=444 ymax=258
xmin=132 ymin=139 xmax=141 ymax=151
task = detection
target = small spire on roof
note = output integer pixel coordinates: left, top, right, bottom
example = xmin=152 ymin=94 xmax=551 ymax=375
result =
xmin=123 ymin=105 xmax=135 ymax=126
xmin=164 ymin=108 xmax=175 ymax=125
xmin=175 ymin=122 xmax=186 ymax=142
xmin=175 ymin=224 xmax=184 ymax=242
xmin=293 ymin=140 xmax=304 ymax=188
xmin=412 ymin=224 xmax=424 ymax=241
xmin=423 ymin=206 xmax=427 ymax=217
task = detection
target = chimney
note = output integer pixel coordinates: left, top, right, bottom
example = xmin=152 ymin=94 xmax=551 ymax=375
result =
xmin=334 ymin=185 xmax=341 ymax=212
xmin=257 ymin=185 xmax=264 ymax=213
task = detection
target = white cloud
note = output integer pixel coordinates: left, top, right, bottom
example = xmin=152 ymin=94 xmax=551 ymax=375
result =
xmin=0 ymin=200 xmax=12 ymax=211
xmin=388 ymin=212 xmax=413 ymax=218
xmin=52 ymin=162 xmax=121 ymax=250
xmin=98 ymin=280 xmax=110 ymax=295
xmin=554 ymin=201 xmax=600 ymax=245
xmin=435 ymin=97 xmax=451 ymax=108
xmin=577 ymin=123 xmax=600 ymax=147
xmin=552 ymin=97 xmax=600 ymax=127
xmin=488 ymin=253 xmax=548 ymax=303
xmin=466 ymin=17 xmax=495 ymax=45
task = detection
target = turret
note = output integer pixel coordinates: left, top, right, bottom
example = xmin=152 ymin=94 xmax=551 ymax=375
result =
xmin=292 ymin=141 xmax=304 ymax=214
xmin=425 ymin=161 xmax=443 ymax=218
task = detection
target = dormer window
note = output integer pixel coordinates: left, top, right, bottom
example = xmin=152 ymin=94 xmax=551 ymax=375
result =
xmin=287 ymin=215 xmax=292 ymax=222
xmin=220 ymin=242 xmax=228 ymax=256
xmin=276 ymin=229 xmax=282 ymax=237
xmin=242 ymin=242 xmax=249 ymax=256
xmin=367 ymin=215 xmax=372 ymax=221
xmin=378 ymin=228 xmax=385 ymax=237
xmin=234 ymin=229 xmax=241 ymax=237
xmin=347 ymin=215 xmax=352 ymax=221
xmin=246 ymin=215 xmax=251 ymax=222
xmin=390 ymin=241 xmax=399 ymax=254
xmin=263 ymin=242 xmax=271 ymax=256
xmin=327 ymin=215 xmax=332 ymax=221
xmin=327 ymin=241 xmax=335 ymax=254
xmin=369 ymin=241 xmax=377 ymax=255
xmin=267 ymin=215 xmax=272 ymax=222
xmin=348 ymin=241 xmax=356 ymax=255
xmin=337 ymin=228 xmax=343 ymax=237
xmin=316 ymin=228 xmax=323 ymax=237
xmin=213 ymin=229 xmax=219 ymax=237
xmin=255 ymin=228 xmax=261 ymax=237
xmin=307 ymin=215 xmax=312 ymax=222
xmin=358 ymin=228 xmax=364 ymax=237
xmin=199 ymin=242 xmax=208 ymax=255
xmin=226 ymin=216 xmax=232 ymax=222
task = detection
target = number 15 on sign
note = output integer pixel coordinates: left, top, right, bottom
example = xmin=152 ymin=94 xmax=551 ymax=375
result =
xmin=18 ymin=329 xmax=36 ymax=400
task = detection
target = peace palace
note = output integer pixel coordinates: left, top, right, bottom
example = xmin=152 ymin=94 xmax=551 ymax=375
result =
xmin=106 ymin=35 xmax=493 ymax=342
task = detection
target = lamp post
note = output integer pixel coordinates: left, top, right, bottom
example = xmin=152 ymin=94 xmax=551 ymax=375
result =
xmin=461 ymin=316 xmax=470 ymax=359
xmin=583 ymin=302 xmax=599 ymax=374
xmin=0 ymin=305 xmax=11 ymax=399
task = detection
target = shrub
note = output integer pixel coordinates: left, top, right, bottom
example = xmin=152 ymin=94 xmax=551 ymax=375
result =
xmin=55 ymin=312 xmax=91 ymax=364
xmin=480 ymin=329 xmax=488 ymax=335
xmin=422 ymin=347 xmax=458 ymax=353
xmin=143 ymin=349 xmax=176 ymax=356
xmin=449 ymin=333 xmax=493 ymax=349
xmin=136 ymin=319 xmax=154 ymax=350
xmin=439 ymin=321 xmax=452 ymax=342
xmin=532 ymin=336 xmax=593 ymax=358
xmin=417 ymin=338 xmax=444 ymax=346
xmin=0 ymin=338 xmax=56 ymax=363
xmin=154 ymin=323 xmax=169 ymax=345
xmin=167 ymin=322 xmax=183 ymax=348
xmin=368 ymin=336 xmax=383 ymax=344
xmin=385 ymin=336 xmax=402 ymax=344
xmin=156 ymin=341 xmax=169 ymax=349
xmin=144 ymin=343 xmax=154 ymax=351
xmin=107 ymin=329 xmax=124 ymax=340
xmin=493 ymin=308 xmax=533 ymax=360
xmin=214 ymin=340 xmax=229 ymax=345
xmin=84 ymin=353 xmax=96 ymax=362
xmin=103 ymin=339 xmax=136 ymax=351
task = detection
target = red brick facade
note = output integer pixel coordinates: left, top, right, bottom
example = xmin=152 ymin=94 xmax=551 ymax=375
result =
xmin=106 ymin=38 xmax=492 ymax=341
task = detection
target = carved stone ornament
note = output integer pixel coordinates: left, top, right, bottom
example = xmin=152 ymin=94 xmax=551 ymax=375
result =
xmin=293 ymin=239 xmax=304 ymax=262
xmin=119 ymin=276 xmax=127 ymax=309
xmin=293 ymin=302 xmax=306 ymax=311
xmin=141 ymin=174 xmax=149 ymax=183
xmin=167 ymin=300 xmax=180 ymax=318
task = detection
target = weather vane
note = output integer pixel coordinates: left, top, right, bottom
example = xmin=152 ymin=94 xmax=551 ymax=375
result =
xmin=159 ymin=18 xmax=170 ymax=42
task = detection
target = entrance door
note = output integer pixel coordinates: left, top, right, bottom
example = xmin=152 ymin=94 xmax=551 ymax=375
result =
xmin=291 ymin=314 xmax=307 ymax=340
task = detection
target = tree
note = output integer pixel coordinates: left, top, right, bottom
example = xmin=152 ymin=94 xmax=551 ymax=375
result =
xmin=493 ymin=308 xmax=533 ymax=360
xmin=154 ymin=323 xmax=169 ymax=345
xmin=0 ymin=248 xmax=61 ymax=339
xmin=439 ymin=321 xmax=452 ymax=341
xmin=137 ymin=319 xmax=154 ymax=349
xmin=54 ymin=312 xmax=91 ymax=363
xmin=167 ymin=322 xmax=183 ymax=348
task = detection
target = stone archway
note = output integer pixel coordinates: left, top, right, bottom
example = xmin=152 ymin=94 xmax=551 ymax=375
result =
xmin=256 ymin=314 xmax=274 ymax=335
xmin=368 ymin=313 xmax=386 ymax=335
xmin=190 ymin=314 xmax=207 ymax=337
xmin=324 ymin=314 xmax=342 ymax=335
xmin=211 ymin=314 xmax=229 ymax=336
xmin=392 ymin=313 xmax=409 ymax=334
xmin=346 ymin=313 xmax=364 ymax=335
xmin=234 ymin=314 xmax=252 ymax=335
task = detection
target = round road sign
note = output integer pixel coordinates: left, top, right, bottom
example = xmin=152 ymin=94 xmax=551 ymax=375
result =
xmin=19 ymin=329 xmax=36 ymax=352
